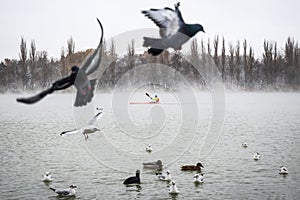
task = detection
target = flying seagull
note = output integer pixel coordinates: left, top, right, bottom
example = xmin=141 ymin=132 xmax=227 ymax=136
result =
xmin=17 ymin=18 xmax=104 ymax=107
xmin=49 ymin=184 xmax=77 ymax=197
xmin=60 ymin=108 xmax=104 ymax=140
xmin=142 ymin=2 xmax=204 ymax=56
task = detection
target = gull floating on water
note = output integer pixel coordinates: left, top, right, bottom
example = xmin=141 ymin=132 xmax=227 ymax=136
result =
xmin=146 ymin=144 xmax=153 ymax=152
xmin=156 ymin=170 xmax=171 ymax=181
xmin=49 ymin=185 xmax=77 ymax=197
xmin=242 ymin=142 xmax=248 ymax=148
xmin=193 ymin=173 xmax=204 ymax=184
xmin=42 ymin=172 xmax=53 ymax=182
xmin=253 ymin=152 xmax=260 ymax=160
xmin=279 ymin=166 xmax=288 ymax=175
xmin=123 ymin=170 xmax=141 ymax=184
xmin=143 ymin=160 xmax=163 ymax=170
xmin=60 ymin=108 xmax=104 ymax=140
xmin=169 ymin=180 xmax=180 ymax=194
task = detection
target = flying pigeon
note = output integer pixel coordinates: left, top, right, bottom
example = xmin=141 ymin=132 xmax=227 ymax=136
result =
xmin=16 ymin=18 xmax=104 ymax=107
xmin=142 ymin=2 xmax=204 ymax=56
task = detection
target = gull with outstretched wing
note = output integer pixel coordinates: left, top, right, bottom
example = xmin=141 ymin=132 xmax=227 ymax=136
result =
xmin=60 ymin=108 xmax=104 ymax=140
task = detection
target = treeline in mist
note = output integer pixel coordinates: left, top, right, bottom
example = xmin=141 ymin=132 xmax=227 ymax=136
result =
xmin=0 ymin=36 xmax=299 ymax=92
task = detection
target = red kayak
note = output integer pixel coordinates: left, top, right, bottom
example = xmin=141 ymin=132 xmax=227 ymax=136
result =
xmin=129 ymin=102 xmax=177 ymax=105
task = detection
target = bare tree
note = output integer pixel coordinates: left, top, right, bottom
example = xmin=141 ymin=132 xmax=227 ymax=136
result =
xmin=221 ymin=37 xmax=226 ymax=81
xmin=28 ymin=40 xmax=36 ymax=89
xmin=67 ymin=37 xmax=75 ymax=56
xmin=263 ymin=40 xmax=273 ymax=86
xmin=190 ymin=38 xmax=200 ymax=67
xmin=243 ymin=39 xmax=247 ymax=88
xmin=19 ymin=37 xmax=28 ymax=89
xmin=235 ymin=41 xmax=241 ymax=85
xmin=60 ymin=47 xmax=68 ymax=76
xmin=213 ymin=35 xmax=219 ymax=68
xmin=228 ymin=43 xmax=234 ymax=86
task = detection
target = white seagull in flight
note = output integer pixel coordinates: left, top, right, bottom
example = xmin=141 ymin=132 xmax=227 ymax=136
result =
xmin=60 ymin=108 xmax=104 ymax=140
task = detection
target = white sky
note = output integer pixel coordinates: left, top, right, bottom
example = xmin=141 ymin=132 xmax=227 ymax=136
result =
xmin=1 ymin=0 xmax=299 ymax=60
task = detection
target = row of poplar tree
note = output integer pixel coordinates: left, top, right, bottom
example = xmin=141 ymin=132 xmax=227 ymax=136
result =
xmin=0 ymin=36 xmax=299 ymax=92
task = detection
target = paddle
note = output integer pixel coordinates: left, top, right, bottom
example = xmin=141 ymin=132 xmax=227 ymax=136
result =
xmin=145 ymin=93 xmax=152 ymax=100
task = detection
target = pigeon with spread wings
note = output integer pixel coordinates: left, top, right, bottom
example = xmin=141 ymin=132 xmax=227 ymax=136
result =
xmin=142 ymin=2 xmax=204 ymax=56
xmin=17 ymin=18 xmax=104 ymax=107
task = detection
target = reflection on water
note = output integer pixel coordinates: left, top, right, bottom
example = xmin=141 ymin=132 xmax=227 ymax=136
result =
xmin=0 ymin=92 xmax=299 ymax=199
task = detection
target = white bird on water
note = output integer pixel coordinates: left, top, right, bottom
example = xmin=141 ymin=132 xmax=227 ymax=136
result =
xmin=193 ymin=173 xmax=204 ymax=183
xmin=60 ymin=108 xmax=104 ymax=140
xmin=242 ymin=142 xmax=248 ymax=148
xmin=49 ymin=184 xmax=77 ymax=197
xmin=156 ymin=170 xmax=171 ymax=181
xmin=253 ymin=152 xmax=260 ymax=160
xmin=146 ymin=144 xmax=153 ymax=152
xmin=279 ymin=166 xmax=288 ymax=175
xmin=169 ymin=180 xmax=180 ymax=194
xmin=42 ymin=172 xmax=53 ymax=182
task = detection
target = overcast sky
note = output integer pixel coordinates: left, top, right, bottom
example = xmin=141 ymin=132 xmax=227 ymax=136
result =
xmin=1 ymin=0 xmax=299 ymax=61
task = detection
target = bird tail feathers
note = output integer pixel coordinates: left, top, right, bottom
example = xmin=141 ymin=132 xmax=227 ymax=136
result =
xmin=143 ymin=37 xmax=162 ymax=48
xmin=143 ymin=37 xmax=164 ymax=55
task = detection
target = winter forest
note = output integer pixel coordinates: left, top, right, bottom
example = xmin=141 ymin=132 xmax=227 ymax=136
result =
xmin=0 ymin=36 xmax=299 ymax=92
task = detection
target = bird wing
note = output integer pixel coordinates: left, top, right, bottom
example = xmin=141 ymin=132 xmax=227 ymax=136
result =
xmin=87 ymin=111 xmax=104 ymax=125
xmin=60 ymin=128 xmax=81 ymax=136
xmin=79 ymin=18 xmax=104 ymax=77
xmin=16 ymin=87 xmax=54 ymax=104
xmin=142 ymin=7 xmax=182 ymax=38
xmin=159 ymin=175 xmax=166 ymax=180
xmin=55 ymin=189 xmax=70 ymax=196
xmin=73 ymin=78 xmax=97 ymax=107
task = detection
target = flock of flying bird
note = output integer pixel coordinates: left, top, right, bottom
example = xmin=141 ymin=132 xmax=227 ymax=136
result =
xmin=14 ymin=2 xmax=288 ymax=197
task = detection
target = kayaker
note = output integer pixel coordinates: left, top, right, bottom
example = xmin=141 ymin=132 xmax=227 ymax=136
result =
xmin=151 ymin=95 xmax=160 ymax=103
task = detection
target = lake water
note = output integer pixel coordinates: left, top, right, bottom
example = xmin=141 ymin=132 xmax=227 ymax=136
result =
xmin=0 ymin=92 xmax=299 ymax=199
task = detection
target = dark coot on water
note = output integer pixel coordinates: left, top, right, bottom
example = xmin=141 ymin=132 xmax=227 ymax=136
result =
xmin=123 ymin=170 xmax=140 ymax=184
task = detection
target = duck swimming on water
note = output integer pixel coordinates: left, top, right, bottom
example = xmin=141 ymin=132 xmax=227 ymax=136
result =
xmin=143 ymin=160 xmax=163 ymax=170
xmin=181 ymin=162 xmax=204 ymax=171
